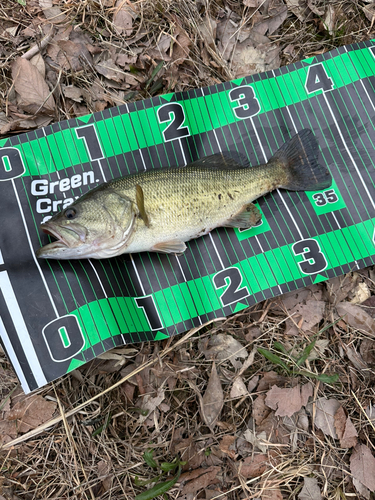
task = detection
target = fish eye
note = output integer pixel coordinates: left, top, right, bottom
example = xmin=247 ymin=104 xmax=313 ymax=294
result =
xmin=64 ymin=207 xmax=77 ymax=220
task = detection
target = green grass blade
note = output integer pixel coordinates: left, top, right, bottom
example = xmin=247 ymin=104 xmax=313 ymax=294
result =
xmin=257 ymin=348 xmax=290 ymax=372
xmin=143 ymin=449 xmax=158 ymax=469
xmin=296 ymin=339 xmax=316 ymax=367
xmin=135 ymin=466 xmax=182 ymax=500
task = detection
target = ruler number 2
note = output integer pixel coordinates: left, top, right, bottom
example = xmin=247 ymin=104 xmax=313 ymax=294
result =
xmin=213 ymin=267 xmax=250 ymax=306
xmin=157 ymin=103 xmax=190 ymax=142
xmin=292 ymin=239 xmax=327 ymax=275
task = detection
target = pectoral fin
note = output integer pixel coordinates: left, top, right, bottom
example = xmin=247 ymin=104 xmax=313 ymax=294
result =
xmin=152 ymin=240 xmax=187 ymax=254
xmin=136 ymin=184 xmax=150 ymax=227
xmin=224 ymin=203 xmax=262 ymax=228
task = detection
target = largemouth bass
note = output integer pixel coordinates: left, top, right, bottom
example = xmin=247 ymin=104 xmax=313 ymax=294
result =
xmin=36 ymin=129 xmax=332 ymax=259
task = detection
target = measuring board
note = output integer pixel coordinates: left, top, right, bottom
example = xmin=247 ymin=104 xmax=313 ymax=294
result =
xmin=1 ymin=40 xmax=375 ymax=393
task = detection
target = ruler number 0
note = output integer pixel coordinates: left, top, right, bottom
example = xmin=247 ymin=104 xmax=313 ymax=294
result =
xmin=0 ymin=148 xmax=25 ymax=181
xmin=292 ymin=239 xmax=327 ymax=275
xmin=229 ymin=86 xmax=260 ymax=119
xmin=213 ymin=267 xmax=250 ymax=306
xmin=42 ymin=315 xmax=85 ymax=362
xmin=157 ymin=103 xmax=190 ymax=142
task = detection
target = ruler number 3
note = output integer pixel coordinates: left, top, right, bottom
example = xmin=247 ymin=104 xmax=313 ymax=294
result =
xmin=292 ymin=239 xmax=327 ymax=275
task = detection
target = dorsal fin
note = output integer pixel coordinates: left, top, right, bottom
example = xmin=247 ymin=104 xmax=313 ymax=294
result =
xmin=135 ymin=184 xmax=149 ymax=227
xmin=186 ymin=151 xmax=250 ymax=170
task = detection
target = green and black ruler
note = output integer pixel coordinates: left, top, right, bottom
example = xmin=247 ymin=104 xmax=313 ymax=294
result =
xmin=1 ymin=40 xmax=375 ymax=392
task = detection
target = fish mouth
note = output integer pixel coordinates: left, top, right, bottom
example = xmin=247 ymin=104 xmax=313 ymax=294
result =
xmin=36 ymin=223 xmax=87 ymax=258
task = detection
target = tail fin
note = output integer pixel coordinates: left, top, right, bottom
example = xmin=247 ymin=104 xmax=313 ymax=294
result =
xmin=269 ymin=129 xmax=332 ymax=191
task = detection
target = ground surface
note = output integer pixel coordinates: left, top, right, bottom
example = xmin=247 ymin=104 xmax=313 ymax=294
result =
xmin=1 ymin=0 xmax=375 ymax=499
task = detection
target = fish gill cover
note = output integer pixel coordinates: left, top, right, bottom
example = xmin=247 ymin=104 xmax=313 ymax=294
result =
xmin=1 ymin=40 xmax=375 ymax=392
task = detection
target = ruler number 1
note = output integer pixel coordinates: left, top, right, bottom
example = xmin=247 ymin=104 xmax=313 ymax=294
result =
xmin=135 ymin=295 xmax=163 ymax=330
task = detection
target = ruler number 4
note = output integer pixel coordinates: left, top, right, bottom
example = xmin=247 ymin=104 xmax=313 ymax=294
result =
xmin=305 ymin=63 xmax=333 ymax=94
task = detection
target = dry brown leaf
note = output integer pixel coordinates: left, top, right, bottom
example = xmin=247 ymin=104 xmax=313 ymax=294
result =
xmin=30 ymin=53 xmax=45 ymax=78
xmin=219 ymin=435 xmax=236 ymax=458
xmin=265 ymin=383 xmax=313 ymax=417
xmin=95 ymin=59 xmax=125 ymax=82
xmin=7 ymin=395 xmax=56 ymax=433
xmin=198 ymin=16 xmax=217 ymax=49
xmin=350 ymin=444 xmax=375 ymax=492
xmin=238 ymin=453 xmax=273 ymax=479
xmin=334 ymin=405 xmax=346 ymax=438
xmin=360 ymin=339 xmax=375 ymax=365
xmin=341 ymin=418 xmax=358 ymax=448
xmin=43 ymin=6 xmax=66 ymax=24
xmin=253 ymin=394 xmax=271 ymax=425
xmin=362 ymin=3 xmax=375 ymax=23
xmin=200 ymin=362 xmax=223 ymax=428
xmin=171 ymin=29 xmax=191 ymax=64
xmin=12 ymin=57 xmax=55 ymax=115
xmin=248 ymin=375 xmax=259 ymax=393
xmin=353 ymin=478 xmax=371 ymax=500
xmin=138 ymin=387 xmax=165 ymax=424
xmin=63 ymin=85 xmax=83 ymax=102
xmin=200 ymin=334 xmax=247 ymax=369
xmin=345 ymin=345 xmax=367 ymax=371
xmin=113 ymin=0 xmax=135 ymax=36
xmin=257 ymin=371 xmax=289 ymax=391
xmin=365 ymin=404 xmax=375 ymax=422
xmin=285 ymin=0 xmax=309 ymax=21
xmin=261 ymin=485 xmax=283 ymax=500
xmin=253 ymin=7 xmax=288 ymax=36
xmin=298 ymin=477 xmax=322 ymax=500
xmin=243 ymin=428 xmax=268 ymax=453
xmin=288 ymin=300 xmax=325 ymax=334
xmin=57 ymin=40 xmax=93 ymax=72
xmin=230 ymin=376 xmax=248 ymax=398
xmin=307 ymin=397 xmax=341 ymax=439
xmin=349 ymin=282 xmax=371 ymax=304
xmin=307 ymin=0 xmax=324 ymax=16
xmin=180 ymin=466 xmax=221 ymax=495
xmin=334 ymin=406 xmax=358 ymax=448
xmin=336 ymin=302 xmax=375 ymax=337
xmin=97 ymin=459 xmax=113 ymax=492
xmin=171 ymin=432 xmax=205 ymax=470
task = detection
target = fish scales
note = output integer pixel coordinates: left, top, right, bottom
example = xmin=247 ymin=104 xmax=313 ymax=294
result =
xmin=108 ymin=160 xmax=284 ymax=254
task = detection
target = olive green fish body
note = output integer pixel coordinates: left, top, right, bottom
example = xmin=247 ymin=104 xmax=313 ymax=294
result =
xmin=36 ymin=129 xmax=332 ymax=260
xmin=114 ymin=159 xmax=282 ymax=254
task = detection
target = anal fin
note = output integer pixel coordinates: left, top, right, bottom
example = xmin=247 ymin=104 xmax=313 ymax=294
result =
xmin=152 ymin=240 xmax=187 ymax=254
xmin=224 ymin=203 xmax=262 ymax=229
